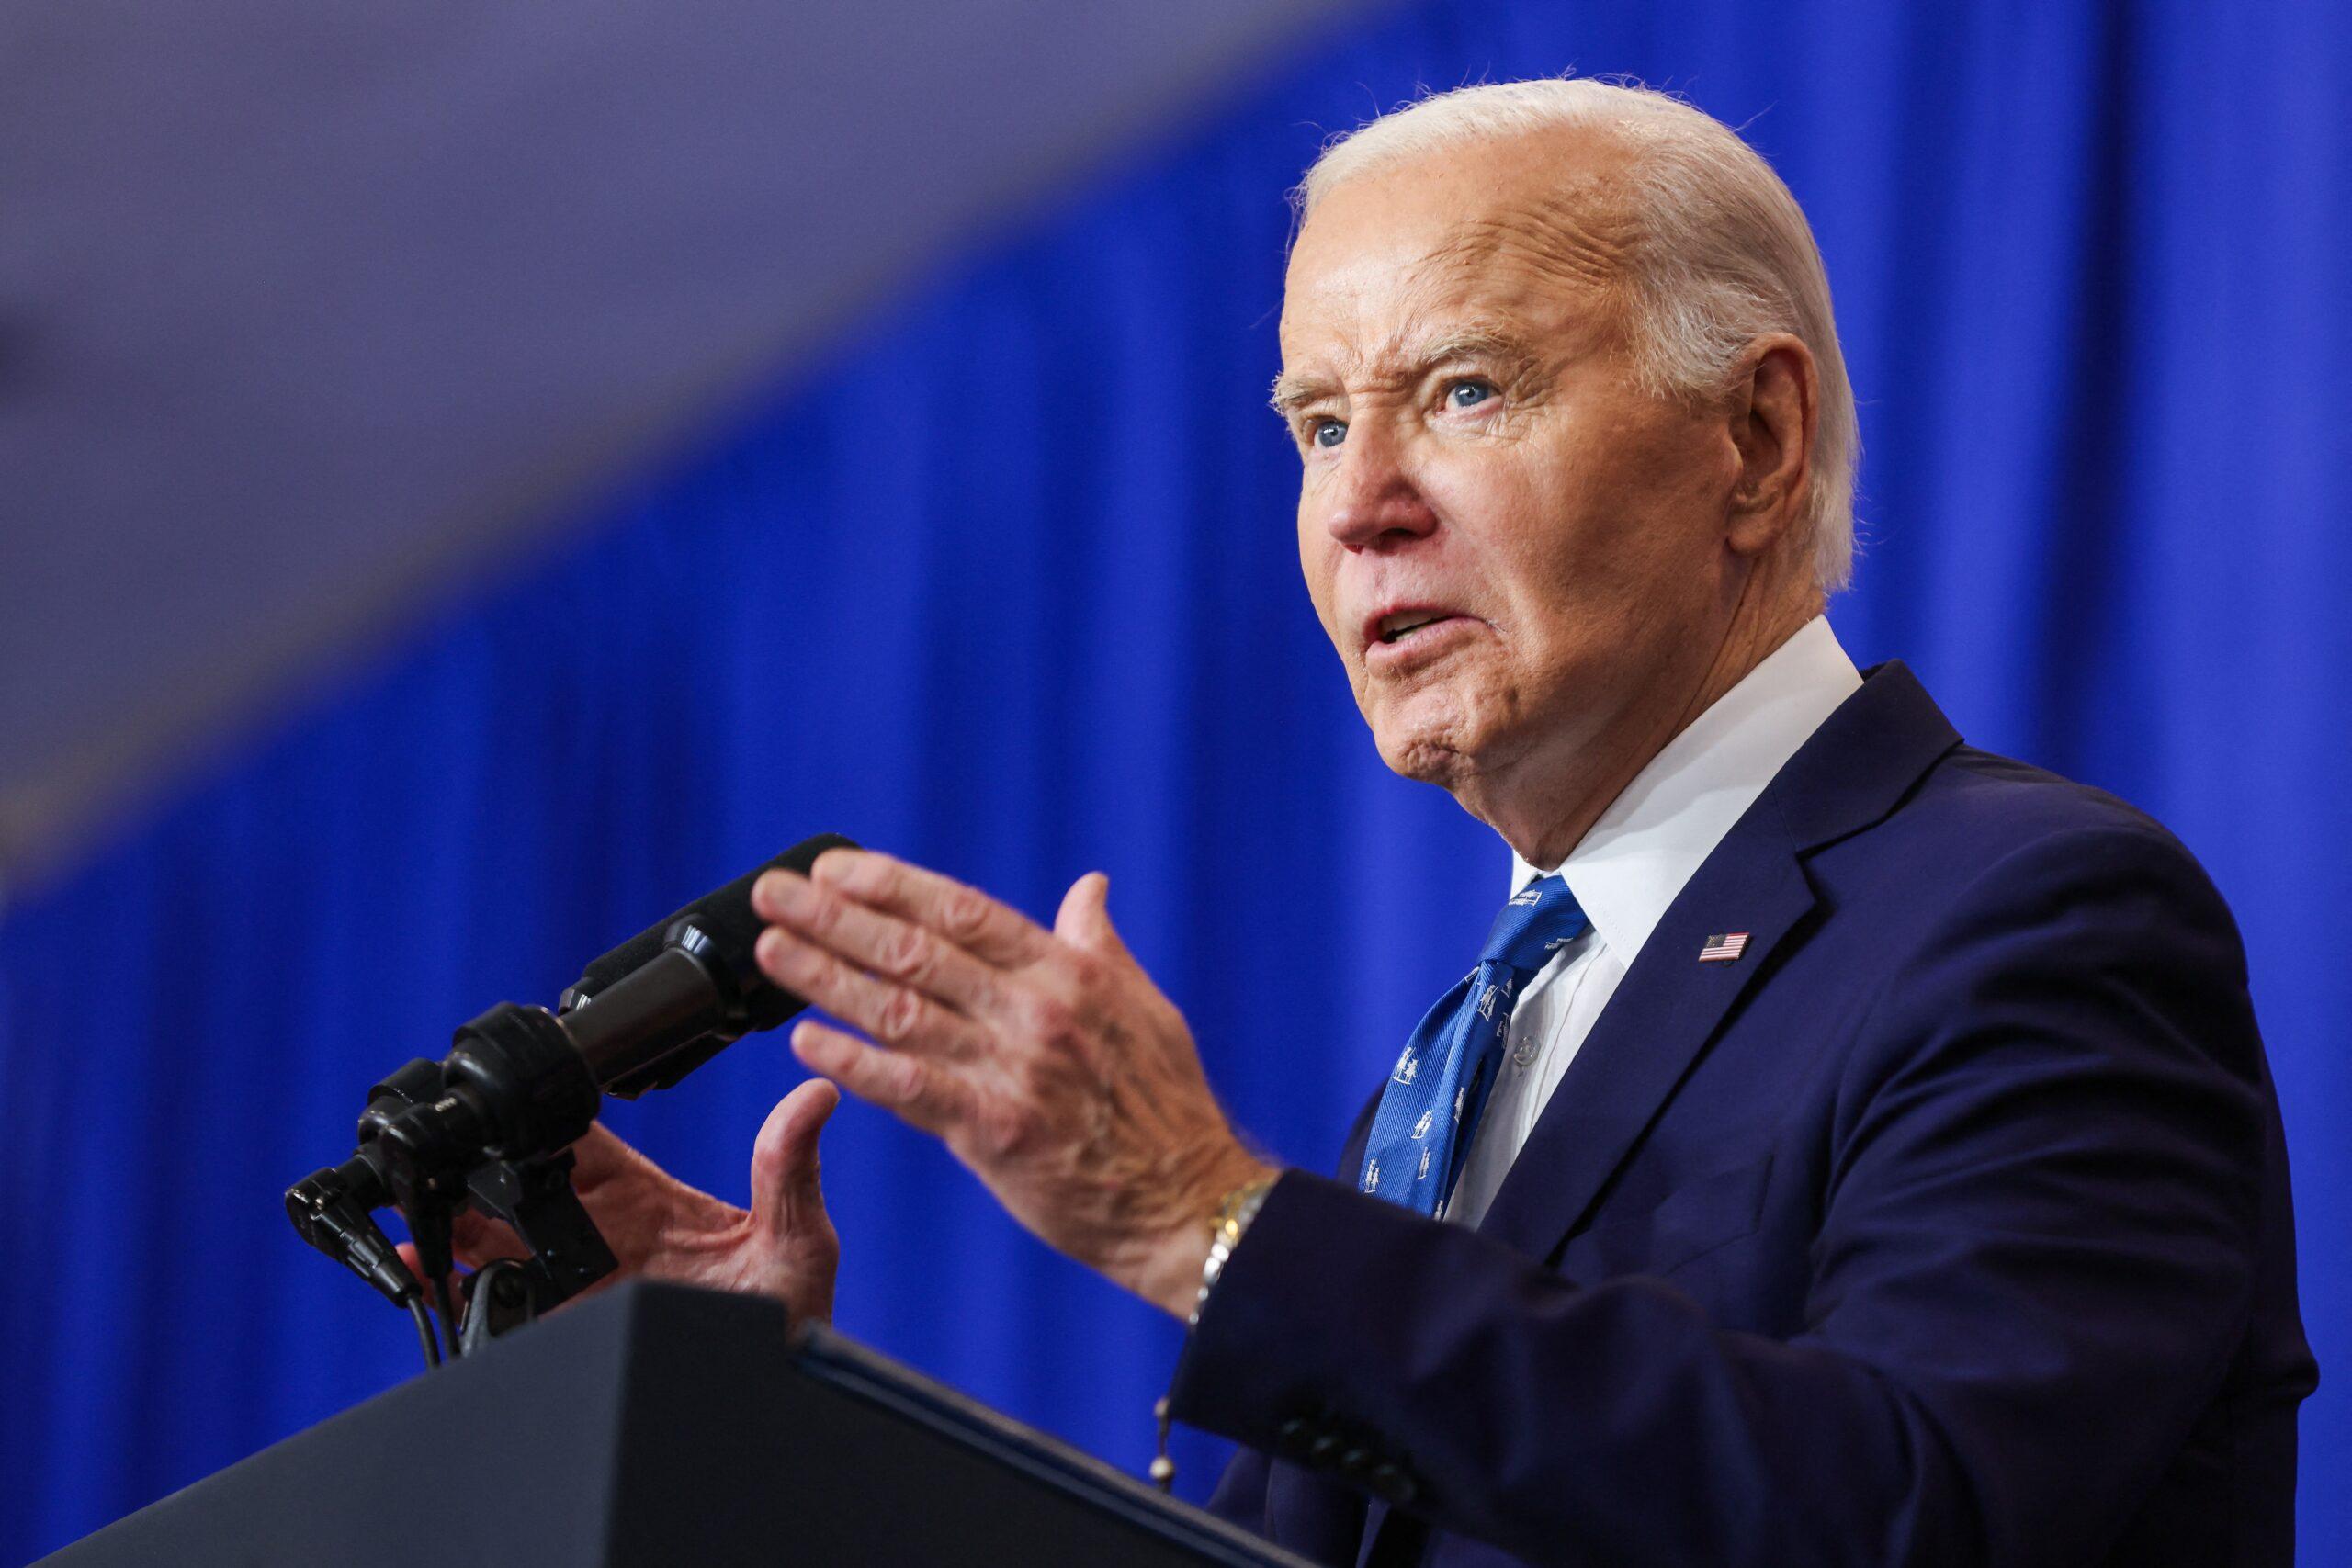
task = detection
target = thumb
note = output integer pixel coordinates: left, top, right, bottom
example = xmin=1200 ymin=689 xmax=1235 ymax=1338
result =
xmin=750 ymin=1077 xmax=840 ymax=1241
xmin=1053 ymin=870 xmax=1131 ymax=959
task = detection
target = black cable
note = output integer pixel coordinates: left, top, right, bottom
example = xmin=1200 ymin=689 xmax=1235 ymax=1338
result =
xmin=434 ymin=1271 xmax=463 ymax=1361
xmin=408 ymin=1297 xmax=442 ymax=1370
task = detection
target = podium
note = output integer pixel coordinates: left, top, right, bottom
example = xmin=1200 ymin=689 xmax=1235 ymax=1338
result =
xmin=40 ymin=1281 xmax=1312 ymax=1566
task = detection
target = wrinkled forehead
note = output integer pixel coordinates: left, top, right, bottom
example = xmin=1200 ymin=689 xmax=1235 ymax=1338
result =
xmin=1279 ymin=139 xmax=1640 ymax=368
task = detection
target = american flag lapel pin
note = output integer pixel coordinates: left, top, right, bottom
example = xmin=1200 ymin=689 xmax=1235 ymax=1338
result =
xmin=1698 ymin=931 xmax=1750 ymax=964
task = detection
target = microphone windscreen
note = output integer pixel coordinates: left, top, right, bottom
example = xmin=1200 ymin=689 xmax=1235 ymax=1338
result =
xmin=562 ymin=833 xmax=858 ymax=1013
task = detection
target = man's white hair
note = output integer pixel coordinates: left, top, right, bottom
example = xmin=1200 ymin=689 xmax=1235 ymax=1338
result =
xmin=1299 ymin=78 xmax=1859 ymax=594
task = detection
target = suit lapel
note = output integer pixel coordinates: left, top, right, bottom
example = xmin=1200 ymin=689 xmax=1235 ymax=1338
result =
xmin=1474 ymin=800 xmax=1815 ymax=1259
xmin=1340 ymin=834 xmax=1816 ymax=1568
xmin=1473 ymin=661 xmax=1962 ymax=1263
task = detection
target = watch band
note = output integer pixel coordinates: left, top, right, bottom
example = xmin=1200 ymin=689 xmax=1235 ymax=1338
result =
xmin=1190 ymin=1175 xmax=1277 ymax=1327
xmin=1152 ymin=1174 xmax=1280 ymax=1492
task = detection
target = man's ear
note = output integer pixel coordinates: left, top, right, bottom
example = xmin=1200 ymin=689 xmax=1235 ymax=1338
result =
xmin=1724 ymin=334 xmax=1817 ymax=557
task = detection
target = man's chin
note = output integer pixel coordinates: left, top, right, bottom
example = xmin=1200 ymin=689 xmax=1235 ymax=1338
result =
xmin=1367 ymin=686 xmax=1555 ymax=796
xmin=1372 ymin=717 xmax=1481 ymax=788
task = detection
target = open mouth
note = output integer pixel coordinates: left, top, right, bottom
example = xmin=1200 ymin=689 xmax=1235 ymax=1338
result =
xmin=1375 ymin=610 xmax=1459 ymax=645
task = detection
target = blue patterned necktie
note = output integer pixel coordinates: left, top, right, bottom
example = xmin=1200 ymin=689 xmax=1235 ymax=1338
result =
xmin=1360 ymin=874 xmax=1589 ymax=1216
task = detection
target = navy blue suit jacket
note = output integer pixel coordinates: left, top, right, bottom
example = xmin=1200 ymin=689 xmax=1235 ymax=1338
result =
xmin=1168 ymin=663 xmax=2315 ymax=1566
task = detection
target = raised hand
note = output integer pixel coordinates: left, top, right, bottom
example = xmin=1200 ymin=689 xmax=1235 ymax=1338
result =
xmin=751 ymin=849 xmax=1276 ymax=1318
xmin=403 ymin=1077 xmax=842 ymax=1326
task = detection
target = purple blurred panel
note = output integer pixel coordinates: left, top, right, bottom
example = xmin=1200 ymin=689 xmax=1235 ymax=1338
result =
xmin=0 ymin=0 xmax=1365 ymax=893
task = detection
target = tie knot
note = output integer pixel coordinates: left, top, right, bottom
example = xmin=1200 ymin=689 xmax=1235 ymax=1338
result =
xmin=1481 ymin=874 xmax=1589 ymax=974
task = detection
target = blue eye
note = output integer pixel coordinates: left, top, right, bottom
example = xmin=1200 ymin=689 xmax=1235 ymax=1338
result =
xmin=1312 ymin=419 xmax=1348 ymax=448
xmin=1448 ymin=379 xmax=1494 ymax=409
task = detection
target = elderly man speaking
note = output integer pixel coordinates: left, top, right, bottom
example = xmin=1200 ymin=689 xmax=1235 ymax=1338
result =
xmin=438 ymin=80 xmax=2316 ymax=1564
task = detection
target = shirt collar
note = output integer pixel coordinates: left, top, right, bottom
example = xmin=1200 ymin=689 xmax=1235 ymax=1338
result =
xmin=1510 ymin=615 xmax=1861 ymax=966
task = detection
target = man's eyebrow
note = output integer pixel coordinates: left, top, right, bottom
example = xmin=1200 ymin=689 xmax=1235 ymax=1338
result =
xmin=1269 ymin=371 xmax=1336 ymax=418
xmin=1269 ymin=326 xmax=1544 ymax=418
xmin=1412 ymin=325 xmax=1544 ymax=377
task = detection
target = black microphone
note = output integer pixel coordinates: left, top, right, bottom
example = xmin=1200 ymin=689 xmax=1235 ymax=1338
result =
xmin=558 ymin=830 xmax=857 ymax=1097
xmin=283 ymin=1057 xmax=456 ymax=1305
xmin=382 ymin=831 xmax=860 ymax=1184
xmin=288 ymin=833 xmax=856 ymax=1303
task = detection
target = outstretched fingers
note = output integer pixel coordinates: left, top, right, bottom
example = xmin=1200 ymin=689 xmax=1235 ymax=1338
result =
xmin=803 ymin=850 xmax=1051 ymax=968
xmin=755 ymin=923 xmax=995 ymax=1059
xmin=792 ymin=1018 xmax=976 ymax=1137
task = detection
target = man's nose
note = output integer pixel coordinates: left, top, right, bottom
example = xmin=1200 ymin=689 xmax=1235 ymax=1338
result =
xmin=1320 ymin=426 xmax=1438 ymax=550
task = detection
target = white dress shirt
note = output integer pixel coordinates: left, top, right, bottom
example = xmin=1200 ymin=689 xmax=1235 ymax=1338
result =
xmin=1443 ymin=616 xmax=1862 ymax=1228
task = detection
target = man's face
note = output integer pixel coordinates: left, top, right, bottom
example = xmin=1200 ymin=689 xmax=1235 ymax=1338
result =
xmin=1279 ymin=135 xmax=1750 ymax=796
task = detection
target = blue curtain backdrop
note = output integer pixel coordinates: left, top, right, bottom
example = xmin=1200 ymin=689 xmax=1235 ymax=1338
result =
xmin=5 ymin=0 xmax=2346 ymax=1560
